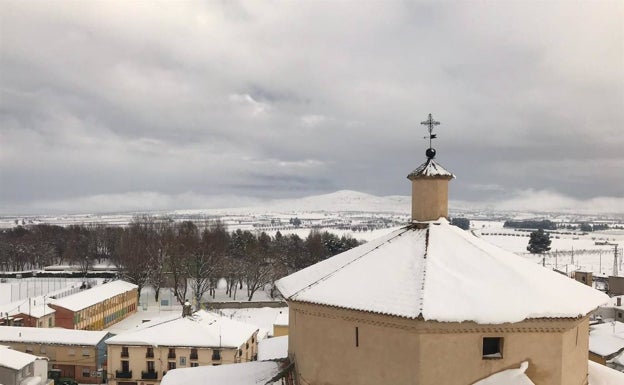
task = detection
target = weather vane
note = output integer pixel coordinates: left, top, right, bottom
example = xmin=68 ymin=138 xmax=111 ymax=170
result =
xmin=420 ymin=113 xmax=439 ymax=159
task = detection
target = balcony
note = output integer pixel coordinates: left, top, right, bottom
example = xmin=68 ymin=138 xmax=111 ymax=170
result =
xmin=146 ymin=351 xmax=154 ymax=358
xmin=141 ymin=371 xmax=158 ymax=380
xmin=168 ymin=352 xmax=176 ymax=359
xmin=190 ymin=353 xmax=198 ymax=360
xmin=121 ymin=351 xmax=129 ymax=358
xmin=115 ymin=370 xmax=132 ymax=379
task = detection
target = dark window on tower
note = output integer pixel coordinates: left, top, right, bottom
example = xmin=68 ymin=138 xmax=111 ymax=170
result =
xmin=482 ymin=337 xmax=503 ymax=359
xmin=355 ymin=327 xmax=359 ymax=347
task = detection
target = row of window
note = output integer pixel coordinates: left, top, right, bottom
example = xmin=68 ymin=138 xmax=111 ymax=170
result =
xmin=121 ymin=347 xmax=215 ymax=360
xmin=73 ymin=294 xmax=136 ymax=324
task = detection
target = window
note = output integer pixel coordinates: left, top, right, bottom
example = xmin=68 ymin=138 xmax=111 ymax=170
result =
xmin=355 ymin=327 xmax=359 ymax=347
xmin=147 ymin=361 xmax=155 ymax=372
xmin=121 ymin=360 xmax=129 ymax=372
xmin=168 ymin=348 xmax=176 ymax=359
xmin=25 ymin=346 xmax=33 ymax=353
xmin=146 ymin=347 xmax=154 ymax=358
xmin=190 ymin=362 xmax=199 ymax=367
xmin=168 ymin=361 xmax=176 ymax=370
xmin=190 ymin=348 xmax=198 ymax=360
xmin=179 ymin=356 xmax=186 ymax=366
xmin=619 ymin=313 xmax=623 ymax=319
xmin=82 ymin=348 xmax=90 ymax=357
xmin=482 ymin=337 xmax=503 ymax=359
xmin=40 ymin=346 xmax=46 ymax=354
xmin=82 ymin=368 xmax=91 ymax=378
xmin=48 ymin=318 xmax=52 ymax=327
xmin=68 ymin=349 xmax=75 ymax=356
xmin=212 ymin=349 xmax=221 ymax=361
xmin=121 ymin=346 xmax=129 ymax=358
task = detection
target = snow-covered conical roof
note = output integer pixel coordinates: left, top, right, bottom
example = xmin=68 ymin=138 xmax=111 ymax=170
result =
xmin=276 ymin=219 xmax=608 ymax=324
xmin=407 ymin=158 xmax=455 ymax=179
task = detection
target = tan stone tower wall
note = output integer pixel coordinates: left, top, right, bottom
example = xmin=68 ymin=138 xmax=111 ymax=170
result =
xmin=410 ymin=177 xmax=450 ymax=221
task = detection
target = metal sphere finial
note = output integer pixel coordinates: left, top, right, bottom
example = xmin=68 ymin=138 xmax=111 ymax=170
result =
xmin=426 ymin=148 xmax=436 ymax=159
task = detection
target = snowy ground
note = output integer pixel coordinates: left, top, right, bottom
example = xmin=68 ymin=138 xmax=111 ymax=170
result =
xmin=474 ymin=224 xmax=624 ymax=277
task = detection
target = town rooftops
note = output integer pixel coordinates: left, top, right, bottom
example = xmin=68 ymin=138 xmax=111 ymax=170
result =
xmin=276 ymin=218 xmax=609 ymax=324
xmin=50 ymin=280 xmax=137 ymax=312
xmin=589 ymin=321 xmax=624 ymax=358
xmin=0 ymin=347 xmax=37 ymax=370
xmin=105 ymin=310 xmax=259 ymax=348
xmin=0 ymin=326 xmax=109 ymax=346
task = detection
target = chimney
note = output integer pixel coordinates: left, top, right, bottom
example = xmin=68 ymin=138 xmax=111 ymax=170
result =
xmin=407 ymin=114 xmax=455 ymax=222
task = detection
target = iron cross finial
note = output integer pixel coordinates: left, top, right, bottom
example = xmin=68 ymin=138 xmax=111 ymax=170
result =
xmin=420 ymin=113 xmax=439 ymax=159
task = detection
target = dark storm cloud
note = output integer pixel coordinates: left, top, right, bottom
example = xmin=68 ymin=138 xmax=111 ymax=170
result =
xmin=0 ymin=1 xmax=622 ymax=214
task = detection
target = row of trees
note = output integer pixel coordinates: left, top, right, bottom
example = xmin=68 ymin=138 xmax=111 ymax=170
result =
xmin=0 ymin=218 xmax=363 ymax=304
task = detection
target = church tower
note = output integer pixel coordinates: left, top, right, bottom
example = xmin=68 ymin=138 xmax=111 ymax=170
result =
xmin=276 ymin=114 xmax=609 ymax=385
xmin=407 ymin=113 xmax=454 ymax=222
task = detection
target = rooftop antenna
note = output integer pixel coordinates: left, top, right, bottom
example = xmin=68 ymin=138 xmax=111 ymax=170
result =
xmin=421 ymin=113 xmax=440 ymax=159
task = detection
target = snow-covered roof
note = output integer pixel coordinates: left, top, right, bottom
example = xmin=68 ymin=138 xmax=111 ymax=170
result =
xmin=105 ymin=310 xmax=258 ymax=348
xmin=589 ymin=321 xmax=624 ymax=357
xmin=0 ymin=326 xmax=108 ymax=346
xmin=472 ymin=361 xmax=534 ymax=385
xmin=161 ymin=361 xmax=283 ymax=385
xmin=0 ymin=348 xmax=37 ymax=370
xmin=258 ymin=336 xmax=288 ymax=361
xmin=50 ymin=280 xmax=137 ymax=312
xmin=273 ymin=311 xmax=288 ymax=326
xmin=473 ymin=361 xmax=624 ymax=385
xmin=276 ymin=219 xmax=609 ymax=324
xmin=407 ymin=158 xmax=455 ymax=179
xmin=588 ymin=360 xmax=624 ymax=384
xmin=0 ymin=298 xmax=55 ymax=319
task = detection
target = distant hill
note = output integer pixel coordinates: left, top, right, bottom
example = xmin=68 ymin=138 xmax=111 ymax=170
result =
xmin=174 ymin=190 xmax=411 ymax=215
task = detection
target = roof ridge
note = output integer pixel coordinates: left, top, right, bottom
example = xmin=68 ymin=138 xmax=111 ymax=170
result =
xmin=417 ymin=226 xmax=430 ymax=317
xmin=287 ymin=226 xmax=414 ymax=299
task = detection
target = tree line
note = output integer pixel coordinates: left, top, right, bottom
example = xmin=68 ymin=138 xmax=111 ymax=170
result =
xmin=0 ymin=217 xmax=363 ymax=304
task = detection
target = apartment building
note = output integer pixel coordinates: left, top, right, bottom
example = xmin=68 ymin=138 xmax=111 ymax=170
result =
xmin=106 ymin=310 xmax=259 ymax=385
xmin=0 ymin=326 xmax=109 ymax=384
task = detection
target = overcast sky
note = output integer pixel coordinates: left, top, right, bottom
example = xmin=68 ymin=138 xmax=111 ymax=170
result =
xmin=1 ymin=1 xmax=623 ymax=215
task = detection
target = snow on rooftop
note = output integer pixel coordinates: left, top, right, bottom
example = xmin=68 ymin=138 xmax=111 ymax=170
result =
xmin=589 ymin=321 xmax=624 ymax=357
xmin=161 ymin=360 xmax=283 ymax=385
xmin=0 ymin=326 xmax=108 ymax=346
xmin=105 ymin=310 xmax=258 ymax=348
xmin=276 ymin=219 xmax=609 ymax=324
xmin=0 ymin=298 xmax=55 ymax=319
xmin=258 ymin=336 xmax=288 ymax=361
xmin=588 ymin=360 xmax=624 ymax=385
xmin=472 ymin=361 xmax=534 ymax=385
xmin=407 ymin=158 xmax=455 ymax=179
xmin=0 ymin=347 xmax=37 ymax=370
xmin=50 ymin=280 xmax=137 ymax=312
xmin=472 ymin=361 xmax=624 ymax=385
xmin=273 ymin=311 xmax=288 ymax=326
